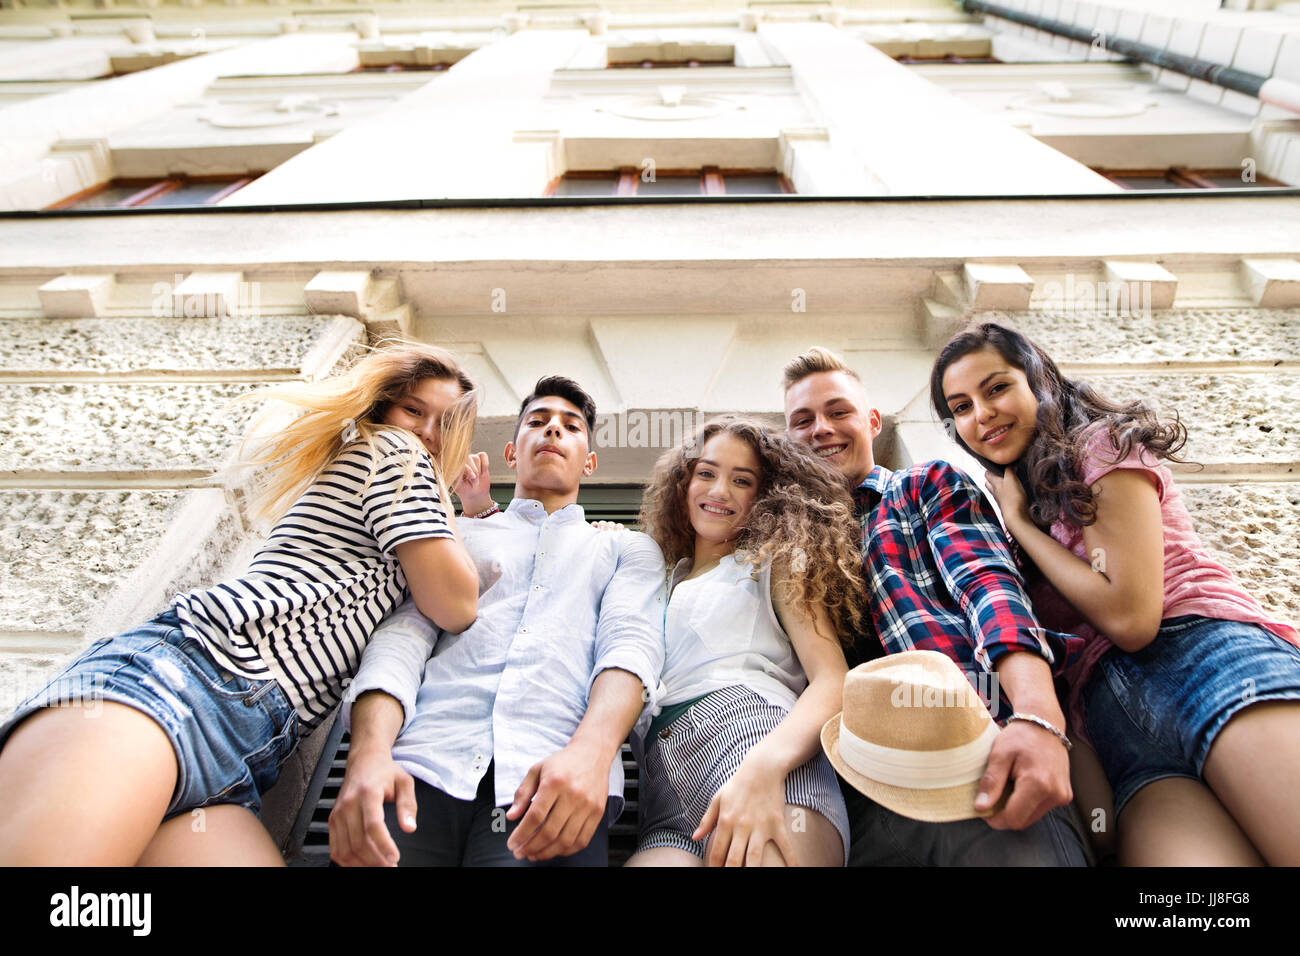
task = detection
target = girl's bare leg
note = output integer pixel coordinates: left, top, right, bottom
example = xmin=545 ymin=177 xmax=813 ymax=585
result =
xmin=0 ymin=702 xmax=176 ymax=865
xmin=1117 ymin=777 xmax=1263 ymax=866
xmin=1069 ymin=739 xmax=1116 ymax=860
xmin=1202 ymin=700 xmax=1300 ymax=865
xmin=759 ymin=805 xmax=843 ymax=867
xmin=138 ymin=804 xmax=285 ymax=866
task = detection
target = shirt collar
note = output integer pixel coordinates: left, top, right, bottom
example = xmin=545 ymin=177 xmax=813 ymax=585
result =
xmin=505 ymin=498 xmax=586 ymax=525
xmin=854 ymin=465 xmax=892 ymax=504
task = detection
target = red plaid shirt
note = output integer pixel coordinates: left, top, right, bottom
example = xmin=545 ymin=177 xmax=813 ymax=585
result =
xmin=851 ymin=462 xmax=1081 ymax=720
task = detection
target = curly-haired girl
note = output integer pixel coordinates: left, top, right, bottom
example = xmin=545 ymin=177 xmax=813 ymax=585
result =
xmin=0 ymin=341 xmax=482 ymax=865
xmin=627 ymin=415 xmax=865 ymax=866
xmin=933 ymin=321 xmax=1300 ymax=865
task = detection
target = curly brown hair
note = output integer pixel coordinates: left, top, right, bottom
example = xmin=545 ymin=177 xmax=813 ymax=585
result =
xmin=638 ymin=415 xmax=867 ymax=646
xmin=930 ymin=322 xmax=1189 ymax=530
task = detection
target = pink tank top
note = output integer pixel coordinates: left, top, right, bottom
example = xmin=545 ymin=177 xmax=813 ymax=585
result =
xmin=1031 ymin=426 xmax=1298 ymax=735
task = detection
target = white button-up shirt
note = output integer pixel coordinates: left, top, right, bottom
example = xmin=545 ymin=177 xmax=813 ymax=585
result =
xmin=342 ymin=498 xmax=667 ymax=818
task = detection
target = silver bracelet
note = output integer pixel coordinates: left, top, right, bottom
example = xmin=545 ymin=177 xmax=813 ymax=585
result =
xmin=1007 ymin=712 xmax=1073 ymax=751
xmin=468 ymin=503 xmax=499 ymax=519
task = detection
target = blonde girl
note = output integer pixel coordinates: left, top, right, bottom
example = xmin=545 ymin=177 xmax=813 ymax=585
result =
xmin=0 ymin=342 xmax=480 ymax=865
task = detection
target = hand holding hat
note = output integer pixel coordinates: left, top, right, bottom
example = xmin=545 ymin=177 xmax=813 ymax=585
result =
xmin=822 ymin=650 xmax=1003 ymax=823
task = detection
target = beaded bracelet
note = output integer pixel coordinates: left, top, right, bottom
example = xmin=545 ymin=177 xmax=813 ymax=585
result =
xmin=1007 ymin=712 xmax=1073 ymax=751
xmin=468 ymin=503 xmax=499 ymax=519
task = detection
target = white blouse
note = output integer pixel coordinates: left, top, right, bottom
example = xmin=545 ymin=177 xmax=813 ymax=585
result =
xmin=659 ymin=552 xmax=807 ymax=713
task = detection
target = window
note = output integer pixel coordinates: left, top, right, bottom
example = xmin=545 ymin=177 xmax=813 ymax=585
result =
xmin=896 ymin=54 xmax=1001 ymax=64
xmin=48 ymin=175 xmax=260 ymax=210
xmin=546 ymin=168 xmax=791 ymax=197
xmin=353 ymin=43 xmax=476 ymax=72
xmin=109 ymin=49 xmax=204 ymax=76
xmin=606 ymin=43 xmax=734 ymax=69
xmin=1094 ymin=168 xmax=1287 ymax=190
xmin=353 ymin=62 xmax=450 ymax=73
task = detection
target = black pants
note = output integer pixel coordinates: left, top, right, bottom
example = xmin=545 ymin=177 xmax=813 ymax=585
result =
xmin=840 ymin=780 xmax=1091 ymax=866
xmin=382 ymin=762 xmax=610 ymax=867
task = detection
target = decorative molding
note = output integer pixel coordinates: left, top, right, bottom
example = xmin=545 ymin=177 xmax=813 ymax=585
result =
xmin=963 ymin=262 xmax=1034 ymax=311
xmin=1102 ymin=260 xmax=1178 ymax=310
xmin=171 ymin=271 xmax=244 ymax=318
xmin=1241 ymin=258 xmax=1300 ymax=307
xmin=38 ymin=273 xmax=116 ymax=318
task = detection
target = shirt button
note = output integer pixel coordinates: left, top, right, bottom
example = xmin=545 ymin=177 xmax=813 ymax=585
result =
xmin=520 ymin=626 xmax=529 ymax=633
xmin=533 ymin=585 xmax=542 ymax=591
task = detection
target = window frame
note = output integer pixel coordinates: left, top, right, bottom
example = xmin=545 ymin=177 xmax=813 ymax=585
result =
xmin=543 ymin=166 xmax=793 ymax=197
xmin=1094 ymin=167 xmax=1287 ymax=190
xmin=46 ymin=174 xmax=259 ymax=211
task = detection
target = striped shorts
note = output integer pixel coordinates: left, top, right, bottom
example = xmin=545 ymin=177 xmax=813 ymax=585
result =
xmin=634 ymin=685 xmax=850 ymax=864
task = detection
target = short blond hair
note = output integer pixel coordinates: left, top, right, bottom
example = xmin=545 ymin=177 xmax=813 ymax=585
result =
xmin=781 ymin=346 xmax=862 ymax=392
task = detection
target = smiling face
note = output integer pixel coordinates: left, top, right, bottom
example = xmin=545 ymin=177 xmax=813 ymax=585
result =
xmin=685 ymin=432 xmax=762 ymax=550
xmin=504 ymin=394 xmax=596 ymax=499
xmin=941 ymin=347 xmax=1040 ymax=466
xmin=784 ymin=370 xmax=882 ymax=487
xmin=380 ymin=376 xmax=466 ymax=459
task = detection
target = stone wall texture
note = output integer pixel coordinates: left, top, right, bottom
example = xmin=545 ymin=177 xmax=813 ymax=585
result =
xmin=0 ymin=382 xmax=254 ymax=473
xmin=0 ymin=314 xmax=352 ymax=374
xmin=0 ymin=313 xmax=365 ymax=663
xmin=1182 ymin=483 xmax=1300 ymax=626
xmin=0 ymin=489 xmax=187 ymax=636
xmin=996 ymin=307 xmax=1300 ymax=365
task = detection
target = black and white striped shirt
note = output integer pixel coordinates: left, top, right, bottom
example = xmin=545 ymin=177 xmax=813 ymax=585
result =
xmin=172 ymin=431 xmax=454 ymax=731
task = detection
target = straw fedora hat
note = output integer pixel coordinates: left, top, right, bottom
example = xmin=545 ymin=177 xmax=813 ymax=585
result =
xmin=821 ymin=650 xmax=1000 ymax=822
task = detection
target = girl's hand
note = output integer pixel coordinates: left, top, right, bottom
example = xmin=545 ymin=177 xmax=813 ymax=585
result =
xmin=694 ymin=758 xmax=797 ymax=867
xmin=985 ymin=467 xmax=1032 ymax=532
xmin=454 ymin=452 xmax=494 ymax=516
xmin=589 ymin=520 xmax=626 ymax=533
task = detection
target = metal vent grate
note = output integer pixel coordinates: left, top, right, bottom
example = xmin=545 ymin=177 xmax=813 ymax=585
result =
xmin=287 ymin=726 xmax=641 ymax=866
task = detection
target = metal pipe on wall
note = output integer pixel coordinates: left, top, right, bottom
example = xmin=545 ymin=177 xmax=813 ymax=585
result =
xmin=962 ymin=0 xmax=1300 ymax=114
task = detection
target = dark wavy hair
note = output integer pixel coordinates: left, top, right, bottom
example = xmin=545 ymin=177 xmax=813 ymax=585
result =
xmin=638 ymin=415 xmax=867 ymax=646
xmin=929 ymin=322 xmax=1189 ymax=530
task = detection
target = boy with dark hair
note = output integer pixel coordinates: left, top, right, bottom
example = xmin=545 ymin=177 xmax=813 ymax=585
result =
xmin=331 ymin=376 xmax=665 ymax=866
xmin=513 ymin=375 xmax=597 ymax=441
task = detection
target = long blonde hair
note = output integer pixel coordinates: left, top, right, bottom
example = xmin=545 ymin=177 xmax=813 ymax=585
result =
xmin=233 ymin=341 xmax=478 ymax=525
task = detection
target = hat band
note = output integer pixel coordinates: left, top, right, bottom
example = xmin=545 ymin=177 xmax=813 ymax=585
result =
xmin=838 ymin=719 xmax=999 ymax=790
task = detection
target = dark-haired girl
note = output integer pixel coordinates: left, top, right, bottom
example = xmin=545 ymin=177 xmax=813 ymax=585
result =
xmin=626 ymin=416 xmax=863 ymax=867
xmin=932 ymin=322 xmax=1300 ymax=865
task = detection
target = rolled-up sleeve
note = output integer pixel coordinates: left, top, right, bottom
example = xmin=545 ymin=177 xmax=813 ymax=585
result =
xmin=918 ymin=463 xmax=1078 ymax=675
xmin=341 ymin=596 xmax=438 ymax=733
xmin=589 ymin=531 xmax=668 ymax=713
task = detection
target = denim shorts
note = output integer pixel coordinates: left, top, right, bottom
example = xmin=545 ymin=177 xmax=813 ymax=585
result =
xmin=1083 ymin=614 xmax=1300 ymax=815
xmin=0 ymin=610 xmax=299 ymax=820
